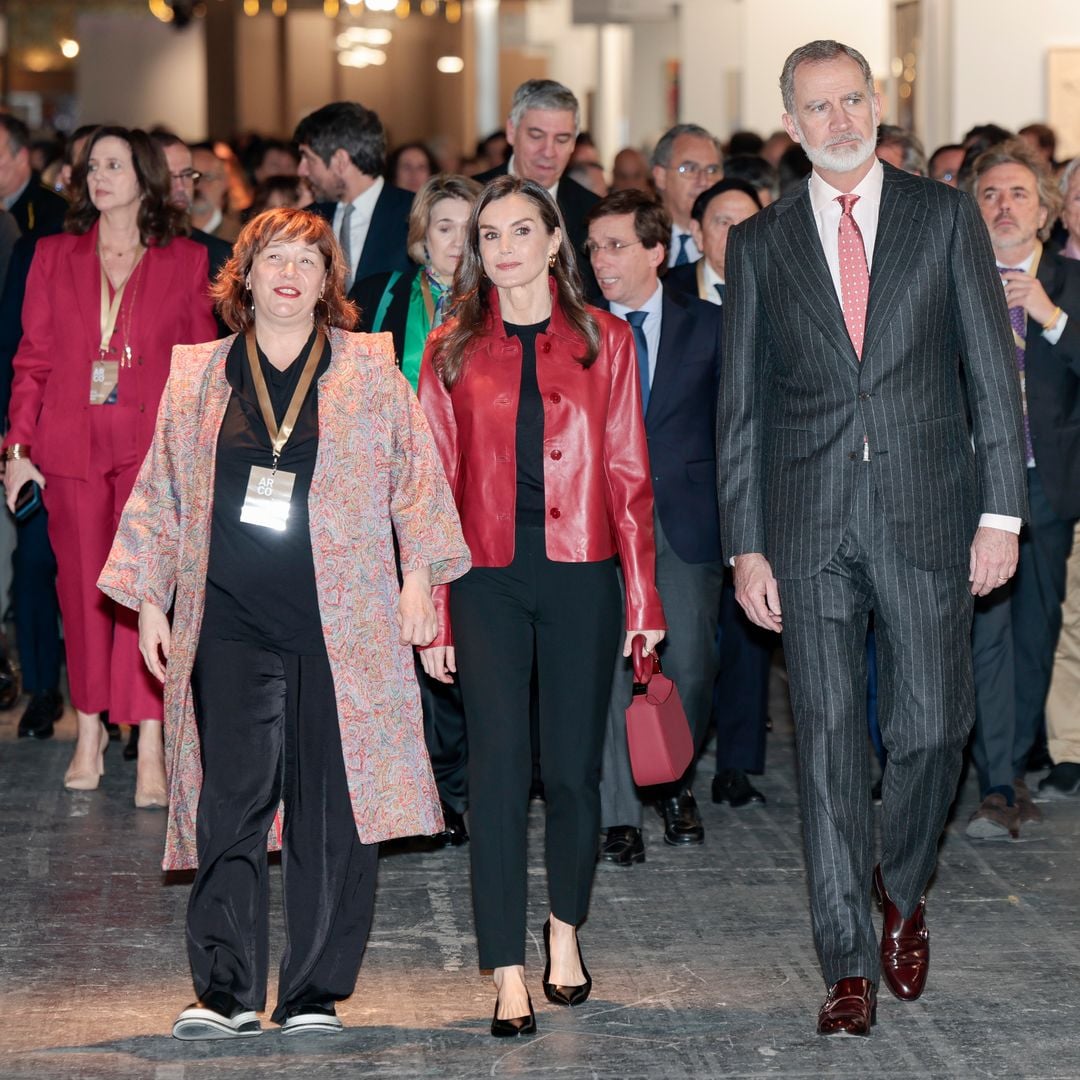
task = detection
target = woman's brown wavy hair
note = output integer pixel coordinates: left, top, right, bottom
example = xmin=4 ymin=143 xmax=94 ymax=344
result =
xmin=65 ymin=126 xmax=185 ymax=245
xmin=432 ymin=175 xmax=599 ymax=387
xmin=211 ymin=207 xmax=358 ymax=333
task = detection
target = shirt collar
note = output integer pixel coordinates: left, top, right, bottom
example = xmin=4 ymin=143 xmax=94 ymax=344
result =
xmin=1 ymin=175 xmax=30 ymax=212
xmin=346 ymin=175 xmax=384 ymax=220
xmin=808 ymin=156 xmax=884 ymax=218
xmin=996 ymin=248 xmax=1036 ymax=273
xmin=702 ymin=258 xmax=724 ymax=289
xmin=507 ymin=154 xmax=560 ymax=199
xmin=610 ymin=279 xmax=663 ymax=320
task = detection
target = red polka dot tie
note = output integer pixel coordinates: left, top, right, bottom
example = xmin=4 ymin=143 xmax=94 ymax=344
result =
xmin=836 ymin=193 xmax=869 ymax=359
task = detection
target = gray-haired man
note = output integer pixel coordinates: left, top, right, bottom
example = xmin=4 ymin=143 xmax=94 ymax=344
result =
xmin=650 ymin=123 xmax=724 ymax=267
xmin=475 ymin=79 xmax=599 ymax=295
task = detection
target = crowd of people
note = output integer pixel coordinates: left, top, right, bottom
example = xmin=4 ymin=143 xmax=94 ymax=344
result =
xmin=0 ymin=34 xmax=1077 ymax=1044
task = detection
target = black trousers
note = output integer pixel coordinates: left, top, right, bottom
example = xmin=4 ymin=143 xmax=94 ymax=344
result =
xmin=415 ymin=654 xmax=469 ymax=814
xmin=188 ymin=636 xmax=377 ymax=1022
xmin=12 ymin=506 xmax=61 ymax=693
xmin=451 ymin=525 xmax=621 ymax=969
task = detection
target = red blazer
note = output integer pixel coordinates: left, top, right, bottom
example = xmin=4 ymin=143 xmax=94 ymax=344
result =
xmin=4 ymin=223 xmax=218 ymax=481
xmin=418 ymin=284 xmax=666 ymax=646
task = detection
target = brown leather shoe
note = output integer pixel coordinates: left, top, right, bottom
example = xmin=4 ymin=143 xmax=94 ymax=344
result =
xmin=874 ymin=864 xmax=929 ymax=1001
xmin=965 ymin=792 xmax=1020 ymax=840
xmin=1013 ymin=777 xmax=1043 ymax=826
xmin=816 ymin=977 xmax=876 ymax=1036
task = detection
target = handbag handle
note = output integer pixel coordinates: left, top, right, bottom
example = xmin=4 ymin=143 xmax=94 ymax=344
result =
xmin=631 ymin=634 xmax=662 ymax=684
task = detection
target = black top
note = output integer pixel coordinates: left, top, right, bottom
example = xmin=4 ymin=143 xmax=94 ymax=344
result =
xmin=203 ymin=329 xmax=331 ymax=655
xmin=506 ymin=318 xmax=550 ymax=527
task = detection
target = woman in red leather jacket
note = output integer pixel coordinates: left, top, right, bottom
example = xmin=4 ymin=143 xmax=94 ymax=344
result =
xmin=418 ymin=175 xmax=666 ymax=1037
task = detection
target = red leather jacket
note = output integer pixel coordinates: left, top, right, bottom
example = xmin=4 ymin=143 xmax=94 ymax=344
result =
xmin=418 ymin=284 xmax=665 ymax=647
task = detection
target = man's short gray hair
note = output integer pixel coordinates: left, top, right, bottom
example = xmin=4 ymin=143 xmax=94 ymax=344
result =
xmin=508 ymin=80 xmax=581 ymax=133
xmin=877 ymin=124 xmax=928 ymax=175
xmin=650 ymin=124 xmax=723 ymax=170
xmin=1060 ymin=155 xmax=1080 ymax=198
xmin=780 ymin=39 xmax=875 ymax=116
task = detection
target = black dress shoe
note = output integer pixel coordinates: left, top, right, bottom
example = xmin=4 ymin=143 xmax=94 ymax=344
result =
xmin=431 ymin=802 xmax=469 ymax=848
xmin=17 ymin=689 xmax=63 ymax=739
xmin=542 ymin=918 xmax=592 ymax=1006
xmin=711 ymin=769 xmax=766 ymax=808
xmin=658 ymin=788 xmax=704 ymax=845
xmin=599 ymin=825 xmax=645 ymax=866
xmin=490 ymin=994 xmax=536 ymax=1037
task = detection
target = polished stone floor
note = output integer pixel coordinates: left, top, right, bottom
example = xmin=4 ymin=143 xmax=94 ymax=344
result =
xmin=1 ymin=666 xmax=1078 ymax=1080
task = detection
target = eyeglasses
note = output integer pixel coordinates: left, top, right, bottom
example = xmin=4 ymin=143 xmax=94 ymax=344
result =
xmin=934 ymin=171 xmax=956 ymax=182
xmin=171 ymin=169 xmax=202 ymax=183
xmin=673 ymin=162 xmax=722 ymax=178
xmin=583 ymin=238 xmax=643 ymax=257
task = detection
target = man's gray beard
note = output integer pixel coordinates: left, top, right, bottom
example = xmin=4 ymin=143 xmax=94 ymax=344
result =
xmin=802 ymin=134 xmax=877 ymax=174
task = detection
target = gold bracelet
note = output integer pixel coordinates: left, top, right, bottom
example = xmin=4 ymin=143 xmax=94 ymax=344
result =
xmin=1042 ymin=306 xmax=1062 ymax=332
xmin=2 ymin=444 xmax=28 ymax=461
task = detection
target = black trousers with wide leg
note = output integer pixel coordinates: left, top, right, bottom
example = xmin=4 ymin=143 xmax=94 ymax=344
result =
xmin=187 ymin=635 xmax=378 ymax=1023
xmin=451 ymin=525 xmax=622 ymax=970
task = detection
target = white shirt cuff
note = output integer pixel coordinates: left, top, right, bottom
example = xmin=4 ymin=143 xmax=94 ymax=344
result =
xmin=1041 ymin=310 xmax=1067 ymax=344
xmin=979 ymin=513 xmax=1022 ymax=534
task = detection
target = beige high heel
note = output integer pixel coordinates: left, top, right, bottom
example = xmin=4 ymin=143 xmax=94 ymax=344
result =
xmin=63 ymin=721 xmax=108 ymax=791
xmin=134 ymin=721 xmax=168 ymax=810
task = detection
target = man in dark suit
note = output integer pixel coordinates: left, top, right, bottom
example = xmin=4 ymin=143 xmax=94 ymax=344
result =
xmin=0 ymin=116 xmax=69 ymax=740
xmin=667 ymin=178 xmax=772 ymax=810
xmin=964 ymin=140 xmax=1080 ymax=836
xmin=293 ymin=102 xmax=413 ymax=306
xmin=585 ymin=190 xmax=724 ymax=864
xmin=718 ymin=40 xmax=1027 ymax=1036
xmin=473 ymin=79 xmax=600 ymax=298
xmin=650 ymin=124 xmax=723 ymax=269
xmin=0 ymin=116 xmax=67 ymax=237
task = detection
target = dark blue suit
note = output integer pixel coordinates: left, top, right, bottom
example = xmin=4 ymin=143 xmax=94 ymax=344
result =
xmin=661 ymin=257 xmax=776 ymax=778
xmin=600 ymin=285 xmax=726 ymax=825
xmin=311 ymin=182 xmax=413 ymax=313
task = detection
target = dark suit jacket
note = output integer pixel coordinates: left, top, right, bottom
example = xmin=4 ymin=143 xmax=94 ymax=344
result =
xmin=718 ymin=162 xmax=1028 ymax=579
xmin=598 ymin=285 xmax=723 ymax=564
xmin=664 ymin=258 xmax=720 ymax=305
xmin=353 ymin=264 xmax=420 ymax=363
xmin=1026 ymin=248 xmax=1080 ymax=520
xmin=312 ymin=181 xmax=413 ymax=307
xmin=473 ymin=162 xmax=600 ymax=299
xmin=8 ymin=174 xmax=67 ymax=237
xmin=189 ymin=227 xmax=232 ymax=336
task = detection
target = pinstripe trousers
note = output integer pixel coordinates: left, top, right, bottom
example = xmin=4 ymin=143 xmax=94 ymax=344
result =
xmin=778 ymin=465 xmax=974 ymax=986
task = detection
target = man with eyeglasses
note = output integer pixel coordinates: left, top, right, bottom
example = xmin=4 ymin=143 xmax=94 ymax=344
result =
xmin=584 ymin=190 xmax=724 ymax=865
xmin=928 ymin=143 xmax=964 ymax=187
xmin=151 ymin=133 xmax=232 ymax=334
xmin=650 ymin=124 xmax=724 ymax=268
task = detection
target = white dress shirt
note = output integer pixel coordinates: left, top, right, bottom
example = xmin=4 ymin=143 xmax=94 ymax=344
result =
xmin=333 ymin=176 xmax=384 ymax=284
xmin=610 ymin=280 xmax=664 ymax=389
xmin=702 ymin=259 xmax=724 ymax=305
xmin=667 ymin=229 xmax=701 ymax=268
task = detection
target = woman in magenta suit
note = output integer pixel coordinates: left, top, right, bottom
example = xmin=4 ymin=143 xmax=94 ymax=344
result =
xmin=3 ymin=126 xmax=217 ymax=805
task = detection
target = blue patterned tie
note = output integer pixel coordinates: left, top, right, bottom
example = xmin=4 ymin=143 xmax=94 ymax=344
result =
xmin=625 ymin=309 xmax=650 ymax=413
xmin=674 ymin=233 xmax=691 ymax=266
xmin=999 ymin=267 xmax=1035 ymax=465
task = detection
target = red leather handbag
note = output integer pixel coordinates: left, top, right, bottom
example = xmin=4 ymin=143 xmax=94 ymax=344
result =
xmin=625 ymin=635 xmax=694 ymax=787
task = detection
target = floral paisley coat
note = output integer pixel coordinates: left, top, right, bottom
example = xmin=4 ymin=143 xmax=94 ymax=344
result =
xmin=98 ymin=328 xmax=471 ymax=870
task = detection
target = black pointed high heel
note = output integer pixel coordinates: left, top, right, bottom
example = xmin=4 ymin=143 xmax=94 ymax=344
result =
xmin=490 ymin=993 xmax=536 ymax=1037
xmin=542 ymin=918 xmax=592 ymax=1006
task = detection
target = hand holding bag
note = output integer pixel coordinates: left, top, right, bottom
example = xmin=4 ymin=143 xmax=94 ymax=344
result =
xmin=625 ymin=634 xmax=693 ymax=787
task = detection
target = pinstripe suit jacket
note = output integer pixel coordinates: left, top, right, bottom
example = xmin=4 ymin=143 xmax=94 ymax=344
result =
xmin=718 ymin=162 xmax=1028 ymax=580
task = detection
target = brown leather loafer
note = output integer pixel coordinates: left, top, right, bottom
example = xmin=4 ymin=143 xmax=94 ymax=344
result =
xmin=817 ymin=977 xmax=876 ymax=1036
xmin=874 ymin=864 xmax=929 ymax=1001
xmin=1013 ymin=777 xmax=1043 ymax=826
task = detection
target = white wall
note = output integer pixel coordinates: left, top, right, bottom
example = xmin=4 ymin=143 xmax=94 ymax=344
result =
xmin=741 ymin=0 xmax=890 ymax=137
xmin=75 ymin=14 xmax=207 ymax=139
xmin=628 ymin=14 xmax=679 ymax=149
xmin=952 ymin=0 xmax=1080 ymax=147
xmin=677 ymin=0 xmax=742 ymax=139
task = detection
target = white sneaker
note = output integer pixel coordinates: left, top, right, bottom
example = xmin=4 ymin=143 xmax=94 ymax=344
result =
xmin=280 ymin=1005 xmax=344 ymax=1036
xmin=172 ymin=1000 xmax=262 ymax=1040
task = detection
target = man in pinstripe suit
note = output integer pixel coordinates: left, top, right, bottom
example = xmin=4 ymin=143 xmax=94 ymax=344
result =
xmin=717 ymin=40 xmax=1028 ymax=1036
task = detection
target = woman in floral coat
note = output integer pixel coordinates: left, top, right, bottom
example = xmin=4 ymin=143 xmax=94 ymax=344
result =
xmin=98 ymin=208 xmax=470 ymax=1041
